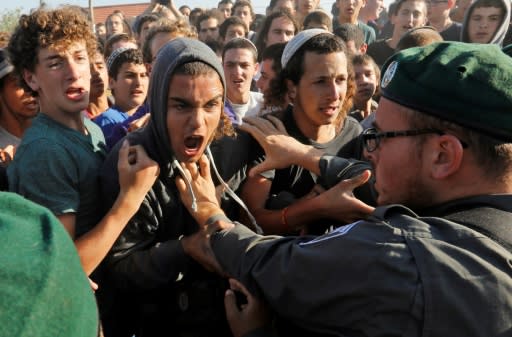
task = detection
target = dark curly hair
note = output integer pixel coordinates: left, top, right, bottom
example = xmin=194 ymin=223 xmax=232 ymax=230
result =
xmin=8 ymin=6 xmax=97 ymax=93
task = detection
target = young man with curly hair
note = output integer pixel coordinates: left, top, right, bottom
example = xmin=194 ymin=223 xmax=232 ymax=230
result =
xmin=7 ymin=6 xmax=158 ymax=279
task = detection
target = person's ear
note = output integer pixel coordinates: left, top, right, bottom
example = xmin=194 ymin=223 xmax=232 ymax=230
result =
xmin=23 ymin=69 xmax=39 ymax=92
xmin=286 ymin=79 xmax=297 ymax=101
xmin=360 ymin=42 xmax=368 ymax=54
xmin=429 ymin=134 xmax=464 ymax=180
xmin=109 ymin=76 xmax=116 ymax=91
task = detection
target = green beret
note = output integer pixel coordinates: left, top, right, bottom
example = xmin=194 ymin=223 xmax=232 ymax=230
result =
xmin=380 ymin=42 xmax=512 ymax=142
xmin=0 ymin=192 xmax=99 ymax=337
xmin=503 ymin=44 xmax=512 ymax=57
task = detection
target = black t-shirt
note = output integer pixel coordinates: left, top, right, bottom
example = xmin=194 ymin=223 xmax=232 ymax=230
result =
xmin=440 ymin=22 xmax=462 ymax=41
xmin=258 ymin=106 xmax=363 ymax=200
xmin=367 ymin=39 xmax=396 ymax=67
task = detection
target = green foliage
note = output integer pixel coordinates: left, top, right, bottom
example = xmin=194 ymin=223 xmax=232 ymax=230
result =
xmin=0 ymin=8 xmax=23 ymax=34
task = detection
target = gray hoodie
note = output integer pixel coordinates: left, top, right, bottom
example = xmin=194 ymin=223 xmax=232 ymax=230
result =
xmin=461 ymin=0 xmax=511 ymax=45
xmin=98 ymin=39 xmax=234 ymax=337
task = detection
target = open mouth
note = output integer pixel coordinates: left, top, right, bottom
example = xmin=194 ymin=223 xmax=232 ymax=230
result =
xmin=184 ymin=135 xmax=204 ymax=155
xmin=66 ymin=87 xmax=86 ymax=101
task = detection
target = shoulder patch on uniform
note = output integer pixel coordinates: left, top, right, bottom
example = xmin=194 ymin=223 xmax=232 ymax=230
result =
xmin=299 ymin=221 xmax=362 ymax=246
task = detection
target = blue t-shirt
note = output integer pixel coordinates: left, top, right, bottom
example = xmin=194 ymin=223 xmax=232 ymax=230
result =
xmin=8 ymin=113 xmax=106 ymax=237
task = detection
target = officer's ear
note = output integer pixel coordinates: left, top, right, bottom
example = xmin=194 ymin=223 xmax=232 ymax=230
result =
xmin=430 ymin=134 xmax=465 ymax=180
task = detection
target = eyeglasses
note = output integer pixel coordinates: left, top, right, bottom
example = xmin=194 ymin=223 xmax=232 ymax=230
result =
xmin=362 ymin=127 xmax=444 ymax=152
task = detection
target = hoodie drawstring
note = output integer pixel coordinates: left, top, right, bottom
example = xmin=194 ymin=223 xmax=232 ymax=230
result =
xmin=206 ymin=146 xmax=263 ymax=234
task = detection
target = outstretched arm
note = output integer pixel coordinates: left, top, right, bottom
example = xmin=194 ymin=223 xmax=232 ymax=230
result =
xmin=72 ymin=140 xmax=159 ymax=275
xmin=239 ymin=116 xmax=325 ymax=177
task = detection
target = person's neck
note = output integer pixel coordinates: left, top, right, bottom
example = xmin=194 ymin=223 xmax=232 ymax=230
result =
xmin=430 ymin=16 xmax=452 ymax=32
xmin=228 ymin=92 xmax=250 ymax=105
xmin=87 ymin=95 xmax=110 ymax=119
xmin=120 ymin=104 xmax=139 ymax=117
xmin=0 ymin=110 xmax=32 ymax=138
xmin=293 ymin=108 xmax=338 ymax=143
xmin=358 ymin=11 xmax=373 ymax=24
xmin=339 ymin=15 xmax=358 ymax=25
xmin=44 ymin=109 xmax=86 ymax=133
xmin=388 ymin=34 xmax=400 ymax=49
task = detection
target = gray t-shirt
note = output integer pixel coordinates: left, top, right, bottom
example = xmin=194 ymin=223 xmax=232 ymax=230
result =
xmin=0 ymin=125 xmax=21 ymax=149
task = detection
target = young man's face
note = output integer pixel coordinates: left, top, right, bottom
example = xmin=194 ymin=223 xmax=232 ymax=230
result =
xmin=364 ymin=0 xmax=385 ymax=20
xmin=166 ymin=73 xmax=224 ymax=163
xmin=219 ymin=3 xmax=233 ymax=18
xmin=392 ymin=0 xmax=428 ymax=38
xmin=24 ymin=41 xmax=90 ymax=117
xmin=223 ymin=48 xmax=258 ymax=103
xmin=225 ymin=24 xmax=247 ymax=42
xmin=256 ymin=58 xmax=276 ymax=94
xmin=148 ymin=32 xmax=177 ymax=74
xmin=109 ymin=62 xmax=148 ymax=114
xmin=89 ymin=51 xmax=108 ymax=100
xmin=273 ymin=0 xmax=296 ymax=15
xmin=265 ymin=16 xmax=295 ymax=47
xmin=234 ymin=5 xmax=253 ymax=28
xmin=364 ymin=98 xmax=434 ymax=207
xmin=199 ymin=18 xmax=220 ymax=42
xmin=427 ymin=0 xmax=451 ymax=23
xmin=107 ymin=15 xmax=124 ymax=36
xmin=337 ymin=0 xmax=367 ymax=23
xmin=290 ymin=51 xmax=348 ymax=129
xmin=0 ymin=73 xmax=38 ymax=120
xmin=353 ymin=62 xmax=377 ymax=104
xmin=297 ymin=0 xmax=320 ymax=16
xmin=468 ymin=6 xmax=503 ymax=43
xmin=139 ymin=20 xmax=157 ymax=47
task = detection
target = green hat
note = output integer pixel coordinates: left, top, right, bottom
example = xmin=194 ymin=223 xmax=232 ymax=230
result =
xmin=380 ymin=42 xmax=512 ymax=142
xmin=503 ymin=44 xmax=512 ymax=57
xmin=0 ymin=192 xmax=99 ymax=337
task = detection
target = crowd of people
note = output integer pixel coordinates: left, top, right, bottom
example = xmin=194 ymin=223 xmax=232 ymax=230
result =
xmin=0 ymin=0 xmax=511 ymax=336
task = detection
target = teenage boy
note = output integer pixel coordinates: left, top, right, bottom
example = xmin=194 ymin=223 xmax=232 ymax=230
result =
xmin=461 ymin=0 xmax=510 ymax=45
xmin=223 ymin=37 xmax=263 ymax=124
xmin=7 ymin=6 xmax=159 ymax=277
xmin=0 ymin=49 xmax=38 ymax=161
xmin=86 ymin=45 xmax=110 ymax=119
xmin=98 ymin=38 xmax=236 ymax=337
xmin=196 ymin=9 xmax=223 ymax=43
xmin=241 ymin=30 xmax=369 ymax=235
xmin=219 ymin=16 xmax=249 ymax=45
xmin=336 ymin=0 xmax=377 ymax=44
xmin=427 ymin=0 xmax=462 ymax=40
xmin=94 ymin=47 xmax=149 ymax=149
xmin=233 ymin=0 xmax=256 ymax=40
xmin=367 ymin=0 xmax=428 ymax=66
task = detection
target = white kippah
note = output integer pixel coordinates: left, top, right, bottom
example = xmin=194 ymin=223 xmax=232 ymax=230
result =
xmin=281 ymin=28 xmax=332 ymax=68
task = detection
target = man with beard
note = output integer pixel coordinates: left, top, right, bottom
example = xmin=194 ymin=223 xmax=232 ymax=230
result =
xmin=177 ymin=41 xmax=512 ymax=337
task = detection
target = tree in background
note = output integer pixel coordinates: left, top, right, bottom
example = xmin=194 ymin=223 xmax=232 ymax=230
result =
xmin=0 ymin=8 xmax=22 ymax=34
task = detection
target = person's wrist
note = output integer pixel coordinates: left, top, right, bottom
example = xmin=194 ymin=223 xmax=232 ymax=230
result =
xmin=205 ymin=213 xmax=234 ymax=234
